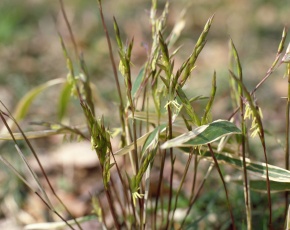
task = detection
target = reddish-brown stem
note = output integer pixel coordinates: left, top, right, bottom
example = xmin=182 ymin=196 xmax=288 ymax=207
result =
xmin=207 ymin=144 xmax=236 ymax=230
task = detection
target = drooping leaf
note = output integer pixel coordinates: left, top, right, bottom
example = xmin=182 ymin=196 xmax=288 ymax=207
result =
xmin=0 ymin=125 xmax=87 ymax=140
xmin=0 ymin=129 xmax=65 ymax=140
xmin=202 ymin=151 xmax=290 ymax=183
xmin=233 ymin=180 xmax=290 ymax=193
xmin=161 ymin=119 xmax=241 ymax=149
xmin=13 ymin=78 xmax=65 ymax=121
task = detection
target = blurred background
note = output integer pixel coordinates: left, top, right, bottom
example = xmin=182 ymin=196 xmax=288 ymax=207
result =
xmin=0 ymin=0 xmax=290 ymax=229
xmin=1 ymin=0 xmax=289 ymax=127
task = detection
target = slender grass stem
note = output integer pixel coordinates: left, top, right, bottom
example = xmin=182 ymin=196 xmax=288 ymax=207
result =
xmin=132 ymin=115 xmax=140 ymax=174
xmin=231 ymin=39 xmax=252 ymax=229
xmin=97 ymin=197 xmax=108 ymax=229
xmin=228 ymin=57 xmax=281 ymax=120
xmin=109 ymin=137 xmax=136 ymax=226
xmin=230 ymin=70 xmax=272 ymax=228
xmin=164 ymin=104 xmax=175 ymax=229
xmin=104 ymin=188 xmax=121 ymax=230
xmin=129 ymin=186 xmax=138 ymax=228
xmin=34 ymin=193 xmax=76 ymax=230
xmin=179 ymin=162 xmax=214 ymax=230
xmin=285 ymin=63 xmax=290 ymax=218
xmin=190 ymin=150 xmax=199 ymax=198
xmin=59 ymin=0 xmax=79 ymax=59
xmin=207 ymin=144 xmax=236 ymax=230
xmin=169 ymin=149 xmax=193 ymax=229
xmin=153 ymin=149 xmax=166 ymax=230
xmin=110 ymin=177 xmax=128 ymax=227
xmin=97 ymin=0 xmax=126 ymax=145
xmin=260 ymin=134 xmax=272 ymax=229
xmin=240 ymin=98 xmax=252 ymax=230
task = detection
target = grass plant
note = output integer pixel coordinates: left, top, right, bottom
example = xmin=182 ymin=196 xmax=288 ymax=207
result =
xmin=1 ymin=0 xmax=290 ymax=229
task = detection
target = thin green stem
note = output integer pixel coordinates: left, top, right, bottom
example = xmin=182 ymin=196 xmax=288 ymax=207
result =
xmin=240 ymin=99 xmax=251 ymax=230
xmin=230 ymin=39 xmax=251 ymax=229
xmin=164 ymin=104 xmax=175 ymax=230
xmin=132 ymin=114 xmax=140 ymax=175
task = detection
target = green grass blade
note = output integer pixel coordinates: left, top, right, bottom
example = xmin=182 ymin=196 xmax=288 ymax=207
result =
xmin=114 ymin=132 xmax=151 ymax=156
xmin=161 ymin=119 xmax=241 ymax=148
xmin=57 ymin=81 xmax=72 ymax=121
xmin=176 ymin=85 xmax=200 ymax=126
xmin=0 ymin=129 xmax=62 ymax=140
xmin=13 ymin=78 xmax=65 ymax=121
xmin=141 ymin=124 xmax=166 ymax=154
xmin=167 ymin=9 xmax=186 ymax=49
xmin=202 ymin=151 xmax=290 ymax=183
xmin=201 ymin=71 xmax=216 ymax=124
xmin=232 ymin=180 xmax=290 ymax=193
xmin=115 ymin=124 xmax=167 ymax=156
xmin=131 ymin=67 xmax=145 ymax=99
xmin=0 ymin=125 xmax=87 ymax=140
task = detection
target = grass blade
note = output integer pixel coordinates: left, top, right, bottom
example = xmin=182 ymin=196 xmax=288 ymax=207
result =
xmin=202 ymin=151 xmax=290 ymax=183
xmin=231 ymin=180 xmax=290 ymax=193
xmin=131 ymin=67 xmax=145 ymax=99
xmin=13 ymin=78 xmax=65 ymax=121
xmin=161 ymin=119 xmax=241 ymax=149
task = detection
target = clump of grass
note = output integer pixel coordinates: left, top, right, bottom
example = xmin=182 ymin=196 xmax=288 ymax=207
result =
xmin=1 ymin=0 xmax=290 ymax=229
